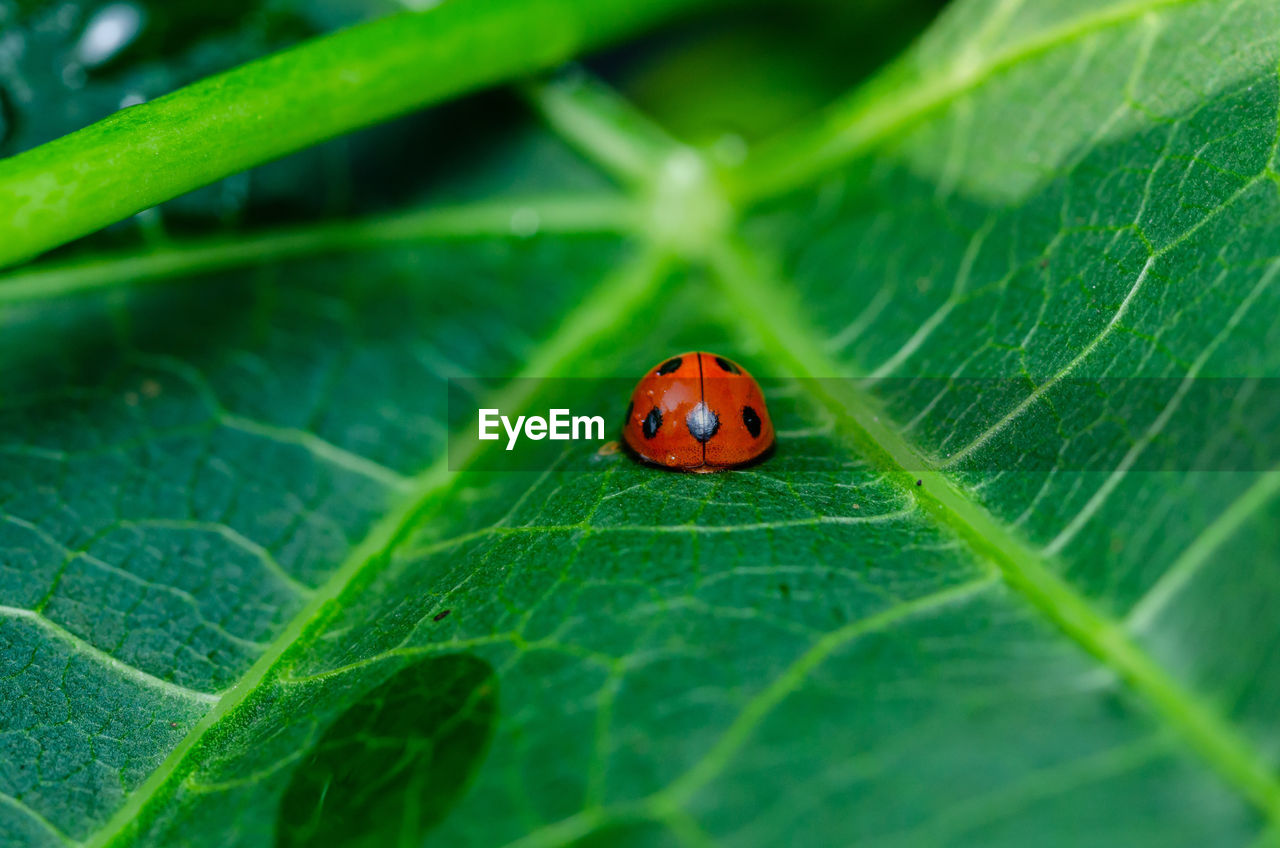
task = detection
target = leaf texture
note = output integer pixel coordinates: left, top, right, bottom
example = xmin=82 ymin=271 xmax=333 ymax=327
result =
xmin=2 ymin=0 xmax=1280 ymax=846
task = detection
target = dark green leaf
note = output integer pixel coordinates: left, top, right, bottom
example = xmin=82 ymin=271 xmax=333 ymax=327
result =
xmin=2 ymin=1 xmax=1280 ymax=846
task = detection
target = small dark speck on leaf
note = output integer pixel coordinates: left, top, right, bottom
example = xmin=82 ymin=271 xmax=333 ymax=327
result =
xmin=433 ymin=610 xmax=451 ymax=622
xmin=915 ymin=479 xmax=923 ymax=486
xmin=779 ymin=583 xmax=790 ymax=598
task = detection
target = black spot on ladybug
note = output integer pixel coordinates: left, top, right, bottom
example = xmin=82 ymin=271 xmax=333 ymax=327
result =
xmin=657 ymin=357 xmax=682 ymax=375
xmin=433 ymin=610 xmax=451 ymax=622
xmin=714 ymin=356 xmax=741 ymax=374
xmin=643 ymin=407 xmax=663 ymax=439
xmin=686 ymin=402 xmax=720 ymax=443
xmin=742 ymin=406 xmax=762 ymax=438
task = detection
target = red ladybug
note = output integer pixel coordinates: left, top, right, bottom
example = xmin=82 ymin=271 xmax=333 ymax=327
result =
xmin=622 ymin=352 xmax=775 ymax=472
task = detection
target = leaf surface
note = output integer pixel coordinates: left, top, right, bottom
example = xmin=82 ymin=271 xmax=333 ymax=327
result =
xmin=3 ymin=0 xmax=1280 ymax=846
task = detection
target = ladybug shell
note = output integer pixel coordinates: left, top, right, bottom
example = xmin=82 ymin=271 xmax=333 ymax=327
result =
xmin=623 ymin=352 xmax=775 ymax=472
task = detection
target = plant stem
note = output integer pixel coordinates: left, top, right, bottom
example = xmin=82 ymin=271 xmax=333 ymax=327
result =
xmin=0 ymin=0 xmax=720 ymax=270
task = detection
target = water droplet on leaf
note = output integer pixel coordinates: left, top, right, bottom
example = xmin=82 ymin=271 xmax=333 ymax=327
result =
xmin=74 ymin=2 xmax=145 ymax=68
xmin=509 ymin=207 xmax=540 ymax=238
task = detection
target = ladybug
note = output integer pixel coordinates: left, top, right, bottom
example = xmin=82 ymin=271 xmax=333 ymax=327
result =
xmin=622 ymin=351 xmax=775 ymax=472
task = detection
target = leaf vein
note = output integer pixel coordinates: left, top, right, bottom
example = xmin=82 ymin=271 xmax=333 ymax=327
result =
xmin=83 ymin=250 xmax=672 ymax=848
xmin=734 ymin=0 xmax=1212 ymax=202
xmin=0 ymin=605 xmax=219 ymax=704
xmin=705 ymin=235 xmax=1280 ymax=826
xmin=0 ymin=791 xmax=75 ymax=847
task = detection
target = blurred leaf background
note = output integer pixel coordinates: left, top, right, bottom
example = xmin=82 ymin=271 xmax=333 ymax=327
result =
xmin=0 ymin=0 xmax=942 ymax=242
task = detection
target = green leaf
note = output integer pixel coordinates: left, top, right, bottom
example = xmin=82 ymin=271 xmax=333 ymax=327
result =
xmin=3 ymin=0 xmax=1280 ymax=846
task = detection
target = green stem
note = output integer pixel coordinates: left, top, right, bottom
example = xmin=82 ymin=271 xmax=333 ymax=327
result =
xmin=0 ymin=0 xmax=722 ymax=271
xmin=523 ymin=73 xmax=683 ymax=186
